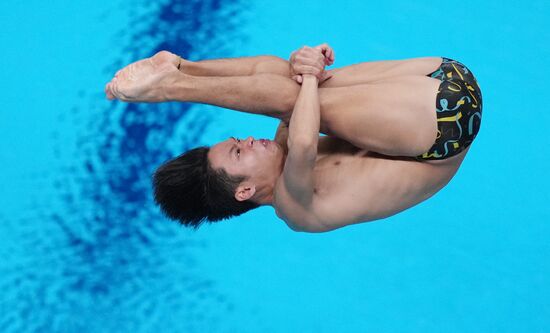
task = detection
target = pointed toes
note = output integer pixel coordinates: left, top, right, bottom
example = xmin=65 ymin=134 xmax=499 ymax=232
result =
xmin=105 ymin=81 xmax=116 ymax=100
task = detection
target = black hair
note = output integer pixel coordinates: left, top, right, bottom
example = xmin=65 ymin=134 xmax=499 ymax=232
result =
xmin=152 ymin=147 xmax=260 ymax=229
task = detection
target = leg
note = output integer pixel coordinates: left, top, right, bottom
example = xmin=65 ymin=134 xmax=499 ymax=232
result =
xmin=321 ymin=57 xmax=443 ymax=87
xmin=318 ymin=76 xmax=441 ymax=156
xmin=178 ymin=52 xmax=443 ymax=88
xmin=175 ymin=55 xmax=444 ymax=155
xmin=106 ymin=51 xmax=294 ymax=102
xmin=166 ymin=73 xmax=300 ymax=119
xmin=166 ymin=73 xmax=440 ymax=156
xmin=106 ymin=53 xmax=442 ymax=156
xmin=106 ymin=51 xmax=442 ymax=100
xmin=180 ymin=55 xmax=291 ymax=77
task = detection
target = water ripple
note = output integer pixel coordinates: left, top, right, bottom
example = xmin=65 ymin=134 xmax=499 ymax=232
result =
xmin=1 ymin=0 xmax=245 ymax=332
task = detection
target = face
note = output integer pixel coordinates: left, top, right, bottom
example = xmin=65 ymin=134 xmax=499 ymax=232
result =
xmin=208 ymin=136 xmax=285 ymax=198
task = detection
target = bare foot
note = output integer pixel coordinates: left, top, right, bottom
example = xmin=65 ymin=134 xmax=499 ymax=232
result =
xmin=105 ymin=51 xmax=182 ymax=102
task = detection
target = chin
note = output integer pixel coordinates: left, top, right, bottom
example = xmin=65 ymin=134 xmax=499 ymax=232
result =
xmin=272 ymin=141 xmax=282 ymax=152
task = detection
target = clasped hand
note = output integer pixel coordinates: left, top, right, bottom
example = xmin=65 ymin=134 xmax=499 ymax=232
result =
xmin=289 ymin=43 xmax=335 ymax=84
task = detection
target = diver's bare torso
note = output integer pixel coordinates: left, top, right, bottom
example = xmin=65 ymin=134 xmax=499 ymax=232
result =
xmin=274 ymin=136 xmax=467 ymax=232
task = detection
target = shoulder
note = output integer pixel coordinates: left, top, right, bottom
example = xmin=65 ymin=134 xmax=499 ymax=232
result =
xmin=273 ymin=179 xmax=312 ymax=223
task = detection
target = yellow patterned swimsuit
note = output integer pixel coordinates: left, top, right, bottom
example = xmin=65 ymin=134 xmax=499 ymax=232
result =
xmin=416 ymin=57 xmax=483 ymax=160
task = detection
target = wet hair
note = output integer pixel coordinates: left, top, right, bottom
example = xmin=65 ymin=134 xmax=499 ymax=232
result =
xmin=152 ymin=147 xmax=260 ymax=229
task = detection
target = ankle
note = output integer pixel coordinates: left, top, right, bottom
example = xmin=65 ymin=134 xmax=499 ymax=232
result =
xmin=163 ymin=71 xmax=193 ymax=101
xmin=177 ymin=58 xmax=195 ymax=75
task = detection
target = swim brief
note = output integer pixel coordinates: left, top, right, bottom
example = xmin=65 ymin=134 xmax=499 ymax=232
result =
xmin=416 ymin=57 xmax=483 ymax=160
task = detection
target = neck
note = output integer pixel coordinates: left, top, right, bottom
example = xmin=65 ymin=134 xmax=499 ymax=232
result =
xmin=253 ymin=166 xmax=286 ymax=206
xmin=252 ymin=181 xmax=276 ymax=206
xmin=252 ymin=152 xmax=287 ymax=206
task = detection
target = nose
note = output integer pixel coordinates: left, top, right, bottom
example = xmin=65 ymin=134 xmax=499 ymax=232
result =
xmin=245 ymin=136 xmax=254 ymax=147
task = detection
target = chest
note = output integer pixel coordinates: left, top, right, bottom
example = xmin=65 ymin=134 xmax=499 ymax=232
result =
xmin=312 ymin=152 xmax=369 ymax=196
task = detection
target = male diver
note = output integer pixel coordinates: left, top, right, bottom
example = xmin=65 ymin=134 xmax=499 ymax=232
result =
xmin=105 ymin=44 xmax=482 ymax=232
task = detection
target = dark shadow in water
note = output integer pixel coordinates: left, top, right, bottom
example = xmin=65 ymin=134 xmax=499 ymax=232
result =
xmin=0 ymin=1 xmax=246 ymax=332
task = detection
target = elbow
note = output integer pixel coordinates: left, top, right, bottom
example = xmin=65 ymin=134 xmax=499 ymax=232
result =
xmin=288 ymin=224 xmax=306 ymax=232
xmin=289 ymin=219 xmax=331 ymax=233
xmin=287 ymin=137 xmax=318 ymax=159
xmin=288 ymin=135 xmax=316 ymax=148
xmin=294 ymin=225 xmax=331 ymax=234
xmin=303 ymin=221 xmax=332 ymax=233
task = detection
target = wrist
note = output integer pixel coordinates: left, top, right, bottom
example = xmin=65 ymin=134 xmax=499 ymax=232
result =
xmin=302 ymin=74 xmax=319 ymax=84
xmin=178 ymin=58 xmax=196 ymax=75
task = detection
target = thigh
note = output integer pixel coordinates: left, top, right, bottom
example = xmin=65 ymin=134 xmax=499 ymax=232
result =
xmin=319 ymin=75 xmax=441 ymax=156
xmin=320 ymin=56 xmax=443 ymax=88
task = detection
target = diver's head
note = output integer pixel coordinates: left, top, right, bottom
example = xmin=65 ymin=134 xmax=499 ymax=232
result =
xmin=208 ymin=136 xmax=285 ymax=201
xmin=152 ymin=136 xmax=284 ymax=229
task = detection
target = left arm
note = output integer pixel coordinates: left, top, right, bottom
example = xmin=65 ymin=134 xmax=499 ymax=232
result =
xmin=283 ymin=74 xmax=320 ymax=207
xmin=275 ymin=75 xmax=322 ymax=230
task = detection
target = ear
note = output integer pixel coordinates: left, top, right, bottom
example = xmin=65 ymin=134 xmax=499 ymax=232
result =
xmin=234 ymin=182 xmax=256 ymax=202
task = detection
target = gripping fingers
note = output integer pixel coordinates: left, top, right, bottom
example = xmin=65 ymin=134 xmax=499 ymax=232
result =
xmin=314 ymin=43 xmax=335 ymax=65
xmin=290 ymin=45 xmax=330 ymax=82
xmin=294 ymin=64 xmax=322 ymax=77
xmin=325 ymin=48 xmax=334 ymax=65
xmin=294 ymin=54 xmax=325 ymax=70
xmin=290 ymin=51 xmax=297 ymax=63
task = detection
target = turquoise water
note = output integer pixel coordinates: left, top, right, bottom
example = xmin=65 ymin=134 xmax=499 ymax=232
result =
xmin=1 ymin=0 xmax=549 ymax=332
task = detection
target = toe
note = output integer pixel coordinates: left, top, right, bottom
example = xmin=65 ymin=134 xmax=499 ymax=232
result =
xmin=117 ymin=68 xmax=128 ymax=80
xmin=106 ymin=82 xmax=116 ymax=100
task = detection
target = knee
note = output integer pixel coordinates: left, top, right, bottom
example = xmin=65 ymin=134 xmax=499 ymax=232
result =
xmin=260 ymin=73 xmax=299 ymax=107
xmin=253 ymin=56 xmax=290 ymax=76
xmin=251 ymin=73 xmax=299 ymax=118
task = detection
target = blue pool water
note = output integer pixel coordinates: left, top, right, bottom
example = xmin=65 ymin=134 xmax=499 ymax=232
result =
xmin=0 ymin=0 xmax=549 ymax=332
